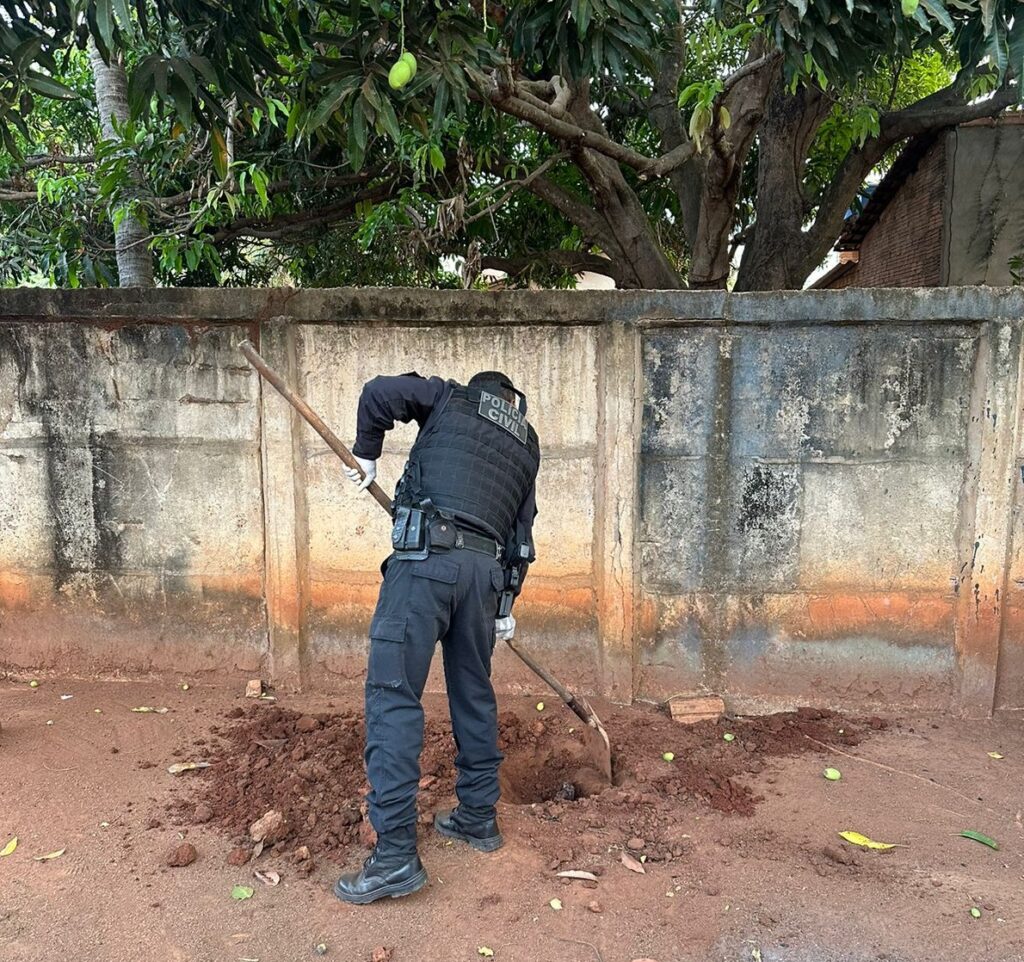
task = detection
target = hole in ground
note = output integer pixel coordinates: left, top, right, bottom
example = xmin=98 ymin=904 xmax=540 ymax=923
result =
xmin=498 ymin=733 xmax=610 ymax=804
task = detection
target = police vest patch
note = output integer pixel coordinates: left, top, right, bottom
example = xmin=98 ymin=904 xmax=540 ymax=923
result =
xmin=478 ymin=390 xmax=528 ymax=444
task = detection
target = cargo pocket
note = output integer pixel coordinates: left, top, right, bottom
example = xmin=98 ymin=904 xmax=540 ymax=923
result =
xmin=367 ymin=614 xmax=407 ymax=689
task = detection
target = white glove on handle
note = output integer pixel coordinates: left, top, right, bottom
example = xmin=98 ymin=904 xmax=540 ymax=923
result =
xmin=495 ymin=615 xmax=516 ymax=642
xmin=343 ymin=456 xmax=377 ymax=492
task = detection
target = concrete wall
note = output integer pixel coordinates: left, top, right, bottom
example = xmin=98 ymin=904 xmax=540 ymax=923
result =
xmin=1 ymin=287 xmax=1023 ymax=715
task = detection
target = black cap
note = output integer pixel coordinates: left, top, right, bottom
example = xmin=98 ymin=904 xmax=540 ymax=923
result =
xmin=468 ymin=370 xmax=516 ymax=394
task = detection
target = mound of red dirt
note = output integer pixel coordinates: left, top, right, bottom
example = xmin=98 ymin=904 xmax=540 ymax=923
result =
xmin=172 ymin=700 xmax=872 ymax=865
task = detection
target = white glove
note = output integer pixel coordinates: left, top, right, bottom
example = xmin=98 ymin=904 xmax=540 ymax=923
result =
xmin=343 ymin=456 xmax=377 ymax=492
xmin=495 ymin=615 xmax=516 ymax=642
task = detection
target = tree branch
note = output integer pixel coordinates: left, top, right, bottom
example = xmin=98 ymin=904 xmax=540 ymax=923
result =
xmin=808 ymin=82 xmax=1018 ymax=253
xmin=720 ymin=51 xmax=781 ymax=95
xmin=209 ymin=180 xmax=399 ymax=243
xmin=465 ymin=151 xmax=569 ymax=225
xmin=481 ymin=249 xmax=625 ymax=284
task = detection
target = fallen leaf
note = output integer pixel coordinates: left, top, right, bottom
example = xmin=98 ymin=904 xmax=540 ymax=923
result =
xmin=556 ymin=870 xmax=598 ymax=882
xmin=167 ymin=761 xmax=211 ymax=776
xmin=231 ymin=884 xmax=255 ymax=900
xmin=60 ymin=694 xmax=73 ymax=700
xmin=987 ymin=752 xmax=1004 ymax=760
xmin=252 ymin=840 xmax=265 ymax=859
xmin=620 ymin=851 xmax=646 ymax=874
xmin=752 ymin=949 xmax=763 ymax=962
xmin=254 ymin=869 xmax=280 ymax=886
xmin=1 ymin=837 xmax=17 ymax=857
xmin=838 ymin=831 xmax=896 ymax=850
xmin=131 ymin=706 xmax=169 ymax=714
xmin=548 ymin=898 xmax=562 ymax=911
xmin=478 ymin=948 xmax=495 ymax=958
xmin=33 ymin=848 xmax=65 ymax=861
xmin=959 ymin=830 xmax=999 ymax=850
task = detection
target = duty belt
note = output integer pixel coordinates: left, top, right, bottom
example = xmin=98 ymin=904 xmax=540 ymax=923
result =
xmin=437 ymin=525 xmax=503 ymax=560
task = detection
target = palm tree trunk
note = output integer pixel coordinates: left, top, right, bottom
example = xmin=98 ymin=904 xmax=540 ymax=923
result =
xmin=87 ymin=39 xmax=154 ymax=288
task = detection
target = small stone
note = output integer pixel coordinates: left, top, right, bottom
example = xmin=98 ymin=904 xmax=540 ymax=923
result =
xmin=296 ymin=715 xmax=320 ymax=733
xmin=418 ymin=775 xmax=437 ymax=789
xmin=226 ymin=847 xmax=251 ymax=866
xmin=371 ymin=947 xmax=394 ymax=962
xmin=193 ymin=802 xmax=214 ymax=824
xmin=587 ymin=900 xmax=603 ymax=914
xmin=249 ymin=810 xmax=286 ymax=844
xmin=627 ymin=837 xmax=645 ymax=851
xmin=165 ymin=842 xmax=197 ymax=867
xmin=244 ymin=679 xmax=264 ymax=699
xmin=532 ymin=721 xmax=546 ymax=737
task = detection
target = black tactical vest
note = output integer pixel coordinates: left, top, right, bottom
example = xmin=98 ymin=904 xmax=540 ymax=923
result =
xmin=395 ymin=382 xmax=540 ymax=542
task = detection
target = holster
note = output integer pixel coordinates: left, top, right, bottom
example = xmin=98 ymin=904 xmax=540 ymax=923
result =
xmin=391 ymin=506 xmax=428 ymax=560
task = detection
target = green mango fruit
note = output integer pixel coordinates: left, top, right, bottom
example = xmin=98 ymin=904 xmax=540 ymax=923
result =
xmin=388 ymin=60 xmax=413 ymax=90
xmin=400 ymin=51 xmax=418 ymax=79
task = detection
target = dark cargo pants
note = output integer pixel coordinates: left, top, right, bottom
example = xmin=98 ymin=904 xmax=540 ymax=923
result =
xmin=364 ymin=549 xmax=505 ymax=853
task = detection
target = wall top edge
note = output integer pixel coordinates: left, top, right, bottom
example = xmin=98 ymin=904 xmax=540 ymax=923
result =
xmin=0 ymin=286 xmax=1021 ymax=327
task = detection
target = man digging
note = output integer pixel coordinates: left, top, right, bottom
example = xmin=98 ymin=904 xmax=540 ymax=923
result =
xmin=333 ymin=370 xmax=541 ymax=904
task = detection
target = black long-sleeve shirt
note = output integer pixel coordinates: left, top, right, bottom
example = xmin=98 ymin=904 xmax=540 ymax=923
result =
xmin=353 ymin=373 xmax=538 ymax=602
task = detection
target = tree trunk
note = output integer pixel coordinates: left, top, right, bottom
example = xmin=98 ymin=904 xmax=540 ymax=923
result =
xmin=735 ymin=82 xmax=832 ymax=291
xmin=568 ymin=96 xmax=683 ymax=289
xmin=87 ymin=39 xmax=154 ymax=288
xmin=686 ymin=47 xmax=777 ymax=289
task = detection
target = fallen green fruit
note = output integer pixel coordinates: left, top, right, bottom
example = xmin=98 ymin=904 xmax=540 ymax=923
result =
xmin=723 ymin=732 xmax=735 ymax=742
xmin=824 ymin=767 xmax=842 ymax=781
xmin=970 ymin=907 xmax=982 ymax=919
xmin=662 ymin=752 xmax=675 ymax=762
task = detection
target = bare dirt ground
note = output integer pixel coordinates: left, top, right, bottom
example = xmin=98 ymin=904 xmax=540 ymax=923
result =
xmin=1 ymin=676 xmax=1022 ymax=962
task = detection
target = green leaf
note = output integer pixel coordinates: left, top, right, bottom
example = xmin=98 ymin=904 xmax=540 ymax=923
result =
xmin=95 ymin=0 xmax=116 ymax=51
xmin=231 ymin=884 xmax=255 ymax=900
xmin=24 ymin=72 xmax=76 ymax=101
xmin=377 ymin=95 xmax=402 ymax=143
xmin=959 ymin=830 xmax=999 ymax=850
xmin=901 ymin=0 xmax=919 ymax=16
xmin=12 ymin=38 xmax=44 ymax=76
xmin=919 ymin=0 xmax=955 ymax=32
xmin=211 ymin=127 xmax=228 ymax=180
xmin=979 ymin=0 xmax=995 ymax=35
xmin=429 ymin=145 xmax=446 ymax=172
xmin=308 ymin=80 xmax=349 ymax=130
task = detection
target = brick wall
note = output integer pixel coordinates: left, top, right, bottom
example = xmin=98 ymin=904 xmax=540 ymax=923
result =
xmin=824 ymin=140 xmax=947 ymax=289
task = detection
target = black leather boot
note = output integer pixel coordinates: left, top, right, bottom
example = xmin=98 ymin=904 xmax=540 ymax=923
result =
xmin=433 ymin=808 xmax=503 ymax=852
xmin=333 ymin=836 xmax=428 ymax=905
